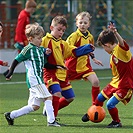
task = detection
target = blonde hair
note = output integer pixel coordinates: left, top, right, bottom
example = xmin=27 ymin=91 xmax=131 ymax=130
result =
xmin=51 ymin=16 xmax=67 ymax=28
xmin=25 ymin=0 xmax=37 ymax=8
xmin=25 ymin=23 xmax=44 ymax=38
xmin=76 ymin=11 xmax=92 ymax=22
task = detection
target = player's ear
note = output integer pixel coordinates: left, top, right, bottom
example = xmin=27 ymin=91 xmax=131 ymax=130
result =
xmin=28 ymin=36 xmax=33 ymax=42
xmin=50 ymin=26 xmax=53 ymax=31
xmin=76 ymin=21 xmax=78 ymax=27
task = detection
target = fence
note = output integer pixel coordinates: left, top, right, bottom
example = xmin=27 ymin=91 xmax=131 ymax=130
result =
xmin=0 ymin=0 xmax=133 ymax=49
xmin=0 ymin=1 xmax=22 ymax=48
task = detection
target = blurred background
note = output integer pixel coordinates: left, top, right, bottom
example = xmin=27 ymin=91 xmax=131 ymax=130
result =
xmin=0 ymin=0 xmax=133 ymax=73
xmin=0 ymin=0 xmax=133 ymax=49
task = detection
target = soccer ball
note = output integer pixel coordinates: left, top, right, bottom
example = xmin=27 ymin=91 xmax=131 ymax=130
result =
xmin=87 ymin=105 xmax=106 ymax=123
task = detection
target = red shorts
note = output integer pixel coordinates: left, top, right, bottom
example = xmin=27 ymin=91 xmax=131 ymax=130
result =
xmin=102 ymin=84 xmax=133 ymax=104
xmin=67 ymin=69 xmax=95 ymax=80
xmin=44 ymin=72 xmax=72 ymax=91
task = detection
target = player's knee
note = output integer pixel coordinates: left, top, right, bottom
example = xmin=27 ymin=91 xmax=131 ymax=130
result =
xmin=66 ymin=97 xmax=74 ymax=103
xmin=106 ymin=100 xmax=115 ymax=109
xmin=32 ymin=105 xmax=40 ymax=111
xmin=92 ymin=79 xmax=99 ymax=86
xmin=106 ymin=96 xmax=119 ymax=109
xmin=53 ymin=92 xmax=61 ymax=97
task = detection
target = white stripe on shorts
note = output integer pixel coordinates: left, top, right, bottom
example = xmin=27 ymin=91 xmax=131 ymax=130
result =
xmin=30 ymin=84 xmax=52 ymax=98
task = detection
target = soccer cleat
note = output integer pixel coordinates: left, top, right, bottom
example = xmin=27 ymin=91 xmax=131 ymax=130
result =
xmin=82 ymin=113 xmax=89 ymax=122
xmin=55 ymin=118 xmax=66 ymax=126
xmin=107 ymin=121 xmax=122 ymax=128
xmin=47 ymin=121 xmax=61 ymax=127
xmin=4 ymin=112 xmax=14 ymax=125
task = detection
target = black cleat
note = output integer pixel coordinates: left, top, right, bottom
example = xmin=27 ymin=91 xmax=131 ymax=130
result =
xmin=4 ymin=112 xmax=14 ymax=125
xmin=82 ymin=113 xmax=89 ymax=122
xmin=107 ymin=121 xmax=122 ymax=128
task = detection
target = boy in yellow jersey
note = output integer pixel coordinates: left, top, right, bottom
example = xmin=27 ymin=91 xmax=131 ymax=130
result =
xmin=41 ymin=15 xmax=95 ymax=119
xmin=65 ymin=12 xmax=103 ymax=121
xmin=85 ymin=22 xmax=133 ymax=128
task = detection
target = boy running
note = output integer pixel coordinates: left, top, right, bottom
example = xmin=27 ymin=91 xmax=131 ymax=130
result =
xmin=4 ymin=23 xmax=62 ymax=127
xmin=41 ymin=15 xmax=95 ymax=118
xmin=84 ymin=22 xmax=133 ymax=128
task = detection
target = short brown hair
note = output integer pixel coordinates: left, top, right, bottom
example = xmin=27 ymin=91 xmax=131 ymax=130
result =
xmin=97 ymin=29 xmax=117 ymax=46
xmin=51 ymin=16 xmax=67 ymax=28
xmin=25 ymin=0 xmax=37 ymax=8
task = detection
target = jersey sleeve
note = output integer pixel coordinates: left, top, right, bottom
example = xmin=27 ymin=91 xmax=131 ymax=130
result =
xmin=63 ymin=41 xmax=76 ymax=59
xmin=15 ymin=47 xmax=31 ymax=62
xmin=66 ymin=32 xmax=77 ymax=46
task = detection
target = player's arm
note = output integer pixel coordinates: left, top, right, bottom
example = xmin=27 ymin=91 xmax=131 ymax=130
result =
xmin=4 ymin=59 xmax=19 ymax=80
xmin=73 ymin=44 xmax=95 ymax=57
xmin=44 ymin=63 xmax=66 ymax=70
xmin=108 ymin=22 xmax=124 ymax=47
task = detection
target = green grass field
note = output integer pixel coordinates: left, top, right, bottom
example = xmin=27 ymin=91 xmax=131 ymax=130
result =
xmin=0 ymin=69 xmax=133 ymax=133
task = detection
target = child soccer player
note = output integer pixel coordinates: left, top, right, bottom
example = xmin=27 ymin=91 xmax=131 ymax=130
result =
xmin=4 ymin=23 xmax=63 ymax=127
xmin=0 ymin=21 xmax=8 ymax=66
xmin=41 ymin=15 xmax=95 ymax=118
xmin=65 ymin=11 xmax=103 ymax=121
xmin=14 ymin=0 xmax=37 ymax=52
xmin=85 ymin=22 xmax=133 ymax=128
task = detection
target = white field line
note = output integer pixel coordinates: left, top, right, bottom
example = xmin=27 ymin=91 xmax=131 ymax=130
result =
xmin=0 ymin=77 xmax=112 ymax=85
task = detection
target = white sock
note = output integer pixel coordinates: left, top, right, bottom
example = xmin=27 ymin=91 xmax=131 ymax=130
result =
xmin=10 ymin=105 xmax=34 ymax=119
xmin=44 ymin=100 xmax=55 ymax=123
xmin=42 ymin=105 xmax=46 ymax=115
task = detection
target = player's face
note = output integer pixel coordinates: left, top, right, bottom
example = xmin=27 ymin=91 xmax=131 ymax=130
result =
xmin=76 ymin=16 xmax=90 ymax=33
xmin=31 ymin=35 xmax=43 ymax=47
xmin=28 ymin=7 xmax=36 ymax=15
xmin=0 ymin=26 xmax=3 ymax=38
xmin=50 ymin=24 xmax=66 ymax=39
xmin=102 ymin=43 xmax=112 ymax=54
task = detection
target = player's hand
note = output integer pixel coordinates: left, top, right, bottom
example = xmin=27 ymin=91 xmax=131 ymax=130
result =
xmin=92 ymin=58 xmax=103 ymax=66
xmin=2 ymin=61 xmax=8 ymax=66
xmin=108 ymin=21 xmax=117 ymax=33
xmin=45 ymin=48 xmax=52 ymax=55
xmin=3 ymin=69 xmax=13 ymax=80
xmin=5 ymin=73 xmax=12 ymax=80
xmin=90 ymin=44 xmax=95 ymax=51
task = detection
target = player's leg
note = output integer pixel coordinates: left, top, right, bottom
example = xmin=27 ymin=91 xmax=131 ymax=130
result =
xmin=4 ymin=87 xmax=39 ymax=125
xmin=86 ymin=73 xmax=100 ymax=105
xmin=58 ymin=80 xmax=75 ymax=110
xmin=36 ymin=84 xmax=60 ymax=127
xmin=106 ymin=96 xmax=122 ymax=128
xmin=48 ymin=84 xmax=62 ymax=117
xmin=59 ymin=88 xmax=75 ymax=110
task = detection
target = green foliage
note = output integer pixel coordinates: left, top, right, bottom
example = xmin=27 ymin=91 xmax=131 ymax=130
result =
xmin=0 ymin=70 xmax=133 ymax=133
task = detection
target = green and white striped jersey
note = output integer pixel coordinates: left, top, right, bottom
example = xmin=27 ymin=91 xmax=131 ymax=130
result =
xmin=15 ymin=43 xmax=46 ymax=88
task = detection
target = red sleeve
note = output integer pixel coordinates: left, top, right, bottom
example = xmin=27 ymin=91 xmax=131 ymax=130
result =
xmin=15 ymin=10 xmax=30 ymax=43
xmin=119 ymin=40 xmax=129 ymax=51
xmin=0 ymin=60 xmax=3 ymax=66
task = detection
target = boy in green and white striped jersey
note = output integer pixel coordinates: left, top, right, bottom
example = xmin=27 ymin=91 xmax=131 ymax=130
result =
xmin=4 ymin=23 xmax=63 ymax=127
